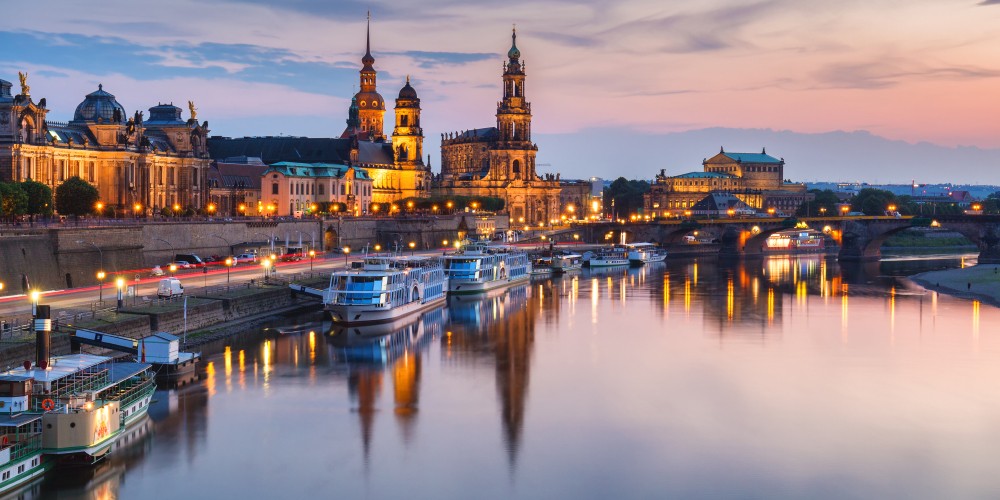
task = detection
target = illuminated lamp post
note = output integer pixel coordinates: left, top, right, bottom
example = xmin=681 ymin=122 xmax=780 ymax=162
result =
xmin=446 ymin=201 xmax=453 ymax=213
xmin=727 ymin=208 xmax=735 ymax=218
xmin=819 ymin=207 xmax=827 ymax=216
xmin=133 ymin=203 xmax=143 ymax=219
xmin=238 ymin=203 xmax=246 ymax=217
xmin=343 ymin=246 xmax=351 ymax=266
xmin=840 ymin=205 xmax=850 ymax=217
xmin=262 ymin=258 xmax=272 ymax=281
xmin=95 ymin=201 xmax=104 ymax=220
xmin=408 ymin=241 xmax=416 ymax=256
xmin=374 ymin=244 xmax=382 ymax=253
xmin=767 ymin=207 xmax=776 ymax=217
xmin=309 ymin=249 xmax=316 ymax=272
xmin=96 ymin=270 xmax=106 ymax=304
xmin=169 ymin=263 xmax=178 ymax=277
xmin=224 ymin=257 xmax=233 ymax=288
xmin=115 ymin=277 xmax=125 ymax=311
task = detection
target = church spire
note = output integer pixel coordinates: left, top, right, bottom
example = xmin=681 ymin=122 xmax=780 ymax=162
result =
xmin=362 ymin=11 xmax=375 ymax=69
xmin=508 ymin=25 xmax=520 ymax=61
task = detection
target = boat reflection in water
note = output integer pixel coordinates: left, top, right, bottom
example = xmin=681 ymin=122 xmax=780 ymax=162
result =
xmin=327 ymin=306 xmax=447 ymax=453
xmin=443 ymin=283 xmax=537 ymax=465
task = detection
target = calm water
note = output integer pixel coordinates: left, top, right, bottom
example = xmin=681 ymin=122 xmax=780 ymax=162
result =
xmin=23 ymin=253 xmax=1000 ymax=499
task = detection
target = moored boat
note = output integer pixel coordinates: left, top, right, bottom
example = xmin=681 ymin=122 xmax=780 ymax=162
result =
xmin=585 ymin=246 xmax=630 ymax=267
xmin=552 ymin=253 xmax=584 ymax=273
xmin=325 ymin=255 xmax=448 ymax=324
xmin=441 ymin=241 xmax=531 ymax=294
xmin=626 ymin=242 xmax=667 ymax=265
xmin=530 ymin=257 xmax=554 ymax=276
xmin=0 ymin=398 xmax=50 ymax=494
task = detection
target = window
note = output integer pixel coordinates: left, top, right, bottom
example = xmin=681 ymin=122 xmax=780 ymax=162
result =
xmin=318 ymin=184 xmax=324 ymax=195
xmin=401 ymin=115 xmax=408 ymax=126
xmin=272 ymin=183 xmax=279 ymax=195
xmin=341 ymin=184 xmax=345 ymax=195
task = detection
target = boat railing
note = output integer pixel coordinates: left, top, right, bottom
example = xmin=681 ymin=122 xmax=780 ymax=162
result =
xmin=9 ymin=434 xmax=40 ymax=461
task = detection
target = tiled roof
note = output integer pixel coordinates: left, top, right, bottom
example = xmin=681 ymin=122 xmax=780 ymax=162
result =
xmin=671 ymin=171 xmax=734 ymax=179
xmin=721 ymin=152 xmax=782 ymax=164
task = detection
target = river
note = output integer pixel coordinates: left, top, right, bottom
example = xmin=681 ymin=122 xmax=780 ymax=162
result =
xmin=21 ymin=253 xmax=1000 ymax=499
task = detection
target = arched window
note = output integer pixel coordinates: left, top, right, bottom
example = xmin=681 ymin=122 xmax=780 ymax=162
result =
xmin=272 ymin=182 xmax=279 ymax=195
xmin=512 ymin=160 xmax=521 ymax=176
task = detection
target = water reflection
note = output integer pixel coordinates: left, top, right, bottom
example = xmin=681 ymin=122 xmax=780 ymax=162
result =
xmin=32 ymin=251 xmax=1000 ymax=498
xmin=445 ymin=284 xmax=540 ymax=465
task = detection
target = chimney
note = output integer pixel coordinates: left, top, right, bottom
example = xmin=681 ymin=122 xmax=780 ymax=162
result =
xmin=35 ymin=305 xmax=51 ymax=369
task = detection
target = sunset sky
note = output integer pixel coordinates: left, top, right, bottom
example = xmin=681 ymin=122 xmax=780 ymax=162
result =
xmin=2 ymin=0 xmax=1000 ymax=181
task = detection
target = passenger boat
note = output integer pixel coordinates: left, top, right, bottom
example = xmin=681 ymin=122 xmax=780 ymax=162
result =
xmin=530 ymin=257 xmax=554 ymax=276
xmin=441 ymin=241 xmax=531 ymax=294
xmin=329 ymin=307 xmax=446 ymax=365
xmin=0 ymin=354 xmax=155 ymax=465
xmin=324 ymin=255 xmax=448 ymax=325
xmin=552 ymin=253 xmax=584 ymax=273
xmin=585 ymin=246 xmax=630 ymax=267
xmin=626 ymin=243 xmax=667 ymax=265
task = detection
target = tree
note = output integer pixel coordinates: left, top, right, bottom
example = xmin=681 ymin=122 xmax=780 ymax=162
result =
xmin=796 ymin=189 xmax=841 ymax=216
xmin=603 ymin=177 xmax=650 ymax=219
xmin=20 ymin=180 xmax=53 ymax=216
xmin=850 ymin=188 xmax=897 ymax=216
xmin=0 ymin=182 xmax=28 ymax=220
xmin=54 ymin=176 xmax=99 ymax=219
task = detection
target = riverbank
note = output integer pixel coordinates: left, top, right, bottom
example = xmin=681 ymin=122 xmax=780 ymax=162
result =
xmin=909 ymin=264 xmax=1000 ymax=308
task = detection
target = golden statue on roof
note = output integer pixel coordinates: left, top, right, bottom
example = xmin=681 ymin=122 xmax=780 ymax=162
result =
xmin=17 ymin=72 xmax=29 ymax=96
xmin=188 ymin=100 xmax=197 ymax=121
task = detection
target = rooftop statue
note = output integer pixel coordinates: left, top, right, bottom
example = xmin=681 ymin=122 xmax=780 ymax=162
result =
xmin=17 ymin=71 xmax=29 ymax=96
xmin=188 ymin=100 xmax=197 ymax=121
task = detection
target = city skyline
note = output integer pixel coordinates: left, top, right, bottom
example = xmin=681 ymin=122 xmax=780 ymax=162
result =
xmin=2 ymin=1 xmax=1000 ymax=182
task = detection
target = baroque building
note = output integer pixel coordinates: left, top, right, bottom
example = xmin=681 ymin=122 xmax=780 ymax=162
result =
xmin=208 ymin=17 xmax=431 ymax=207
xmin=644 ymin=148 xmax=812 ymax=216
xmin=434 ymin=30 xmax=560 ymax=225
xmin=0 ymin=74 xmax=210 ymax=212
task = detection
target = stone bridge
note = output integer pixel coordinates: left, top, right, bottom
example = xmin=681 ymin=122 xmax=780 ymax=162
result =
xmin=561 ymin=215 xmax=1000 ymax=263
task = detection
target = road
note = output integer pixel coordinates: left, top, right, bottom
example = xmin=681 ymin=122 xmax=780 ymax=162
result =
xmin=0 ymin=253 xmax=367 ymax=322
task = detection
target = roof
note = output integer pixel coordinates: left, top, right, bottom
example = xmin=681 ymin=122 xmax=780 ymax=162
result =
xmin=208 ymin=137 xmax=352 ymax=164
xmin=1 ymin=353 xmax=110 ymax=383
xmin=453 ymin=128 xmax=498 ymax=141
xmin=691 ymin=193 xmax=754 ymax=212
xmin=209 ymin=162 xmax=267 ymax=190
xmin=266 ymin=162 xmax=371 ymax=180
xmin=671 ymin=171 xmax=735 ymax=179
xmin=0 ymin=413 xmax=42 ymax=428
xmin=357 ymin=141 xmax=394 ymax=166
xmin=146 ymin=332 xmax=179 ymax=342
xmin=720 ymin=152 xmax=782 ymax=164
xmin=102 ymin=361 xmax=151 ymax=386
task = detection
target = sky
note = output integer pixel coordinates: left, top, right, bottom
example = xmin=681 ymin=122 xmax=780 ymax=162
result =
xmin=2 ymin=0 xmax=1000 ymax=182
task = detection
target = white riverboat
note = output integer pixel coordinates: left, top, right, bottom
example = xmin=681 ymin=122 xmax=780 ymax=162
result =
xmin=0 ymin=408 xmax=49 ymax=495
xmin=626 ymin=242 xmax=667 ymax=265
xmin=324 ymin=255 xmax=448 ymax=325
xmin=441 ymin=241 xmax=531 ymax=294
xmin=530 ymin=257 xmax=554 ymax=277
xmin=585 ymin=246 xmax=630 ymax=267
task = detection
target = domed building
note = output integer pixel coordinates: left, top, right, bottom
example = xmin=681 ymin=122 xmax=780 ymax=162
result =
xmin=0 ymin=76 xmax=211 ymax=213
xmin=207 ymin=15 xmax=432 ymax=213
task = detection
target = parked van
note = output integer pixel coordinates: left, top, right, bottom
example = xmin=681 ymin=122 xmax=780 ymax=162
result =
xmin=174 ymin=254 xmax=205 ymax=267
xmin=157 ymin=278 xmax=184 ymax=298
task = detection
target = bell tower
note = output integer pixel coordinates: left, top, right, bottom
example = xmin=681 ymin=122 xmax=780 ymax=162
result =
xmin=392 ymin=76 xmax=423 ymax=166
xmin=352 ymin=13 xmax=386 ymax=141
xmin=493 ymin=28 xmax=537 ymax=181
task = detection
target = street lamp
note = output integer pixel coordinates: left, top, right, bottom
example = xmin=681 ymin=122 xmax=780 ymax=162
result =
xmin=96 ymin=270 xmax=106 ymax=304
xmin=374 ymin=244 xmax=382 ymax=253
xmin=308 ymin=249 xmax=316 ymax=272
xmin=343 ymin=246 xmax=351 ymax=266
xmin=133 ymin=203 xmax=142 ymax=219
xmin=408 ymin=241 xmax=416 ymax=255
xmin=887 ymin=204 xmax=897 ymax=215
xmin=30 ymin=290 xmax=40 ymax=317
xmin=727 ymin=208 xmax=735 ymax=218
xmin=841 ymin=205 xmax=850 ymax=216
xmin=262 ymin=258 xmax=272 ymax=281
xmin=820 ymin=207 xmax=827 ymax=216
xmin=224 ymin=257 xmax=233 ymax=288
xmin=767 ymin=207 xmax=776 ymax=217
xmin=95 ymin=201 xmax=104 ymax=219
xmin=169 ymin=263 xmax=178 ymax=276
xmin=115 ymin=277 xmax=125 ymax=311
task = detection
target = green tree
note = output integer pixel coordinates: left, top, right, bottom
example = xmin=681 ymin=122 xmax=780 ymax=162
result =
xmin=850 ymin=188 xmax=897 ymax=216
xmin=54 ymin=176 xmax=99 ymax=219
xmin=20 ymin=180 xmax=53 ymax=216
xmin=796 ymin=189 xmax=841 ymax=216
xmin=603 ymin=177 xmax=650 ymax=219
xmin=0 ymin=182 xmax=28 ymax=220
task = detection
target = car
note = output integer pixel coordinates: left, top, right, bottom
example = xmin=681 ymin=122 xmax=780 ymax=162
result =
xmin=235 ymin=253 xmax=258 ymax=263
xmin=168 ymin=261 xmax=192 ymax=269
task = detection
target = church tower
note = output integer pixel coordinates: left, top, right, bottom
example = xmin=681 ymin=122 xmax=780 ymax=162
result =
xmin=493 ymin=28 xmax=537 ymax=181
xmin=350 ymin=14 xmax=386 ymax=141
xmin=392 ymin=76 xmax=423 ymax=166
xmin=392 ymin=77 xmax=429 ymax=198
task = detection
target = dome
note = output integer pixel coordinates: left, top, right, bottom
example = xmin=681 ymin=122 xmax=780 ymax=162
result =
xmin=354 ymin=91 xmax=385 ymax=110
xmin=73 ymin=84 xmax=126 ymax=124
xmin=397 ymin=77 xmax=417 ymax=99
xmin=508 ymin=29 xmax=520 ymax=60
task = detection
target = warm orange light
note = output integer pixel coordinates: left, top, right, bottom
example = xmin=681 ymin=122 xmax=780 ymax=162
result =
xmin=432 ymin=205 xmax=439 ymax=211
xmin=238 ymin=203 xmax=246 ymax=212
xmin=446 ymin=201 xmax=453 ymax=209
xmin=96 ymin=202 xmax=104 ymax=211
xmin=309 ymin=250 xmax=316 ymax=257
xmin=408 ymin=241 xmax=415 ymax=249
xmin=343 ymin=246 xmax=351 ymax=255
xmin=371 ymin=203 xmax=380 ymax=213
xmin=374 ymin=244 xmax=382 ymax=252
xmin=225 ymin=257 xmax=233 ymax=266
xmin=407 ymin=201 xmax=414 ymax=209
xmin=169 ymin=264 xmax=177 ymax=273
xmin=207 ymin=203 xmax=216 ymax=213
xmin=173 ymin=203 xmax=180 ymax=211
xmin=133 ymin=203 xmax=142 ymax=212
xmin=96 ymin=271 xmax=106 ymax=280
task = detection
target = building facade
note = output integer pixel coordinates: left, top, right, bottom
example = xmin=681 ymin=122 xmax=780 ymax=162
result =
xmin=644 ymin=148 xmax=812 ymax=216
xmin=262 ymin=161 xmax=373 ymax=217
xmin=209 ymin=18 xmax=430 ymax=206
xmin=434 ymin=30 xmax=560 ymax=225
xmin=0 ymin=75 xmax=210 ymax=213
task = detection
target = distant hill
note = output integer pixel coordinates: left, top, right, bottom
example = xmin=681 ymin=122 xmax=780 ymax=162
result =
xmin=534 ymin=127 xmax=1000 ymax=185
